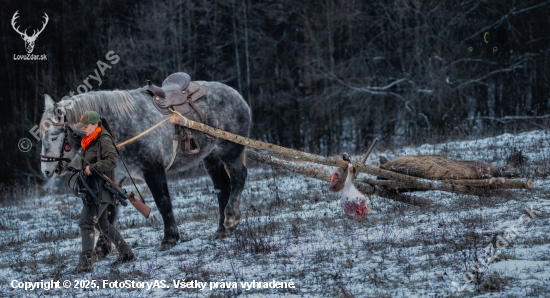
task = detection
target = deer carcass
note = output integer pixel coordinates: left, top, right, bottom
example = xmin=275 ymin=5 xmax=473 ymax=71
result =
xmin=379 ymin=154 xmax=514 ymax=180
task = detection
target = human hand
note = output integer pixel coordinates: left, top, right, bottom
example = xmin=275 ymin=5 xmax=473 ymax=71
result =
xmin=84 ymin=166 xmax=91 ymax=176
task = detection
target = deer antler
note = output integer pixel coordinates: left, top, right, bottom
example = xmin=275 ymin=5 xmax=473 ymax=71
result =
xmin=29 ymin=13 xmax=49 ymax=39
xmin=11 ymin=11 xmax=25 ymax=37
xmin=11 ymin=11 xmax=49 ymax=40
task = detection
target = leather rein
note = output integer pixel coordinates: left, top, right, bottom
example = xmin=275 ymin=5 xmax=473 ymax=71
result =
xmin=39 ymin=117 xmax=74 ymax=173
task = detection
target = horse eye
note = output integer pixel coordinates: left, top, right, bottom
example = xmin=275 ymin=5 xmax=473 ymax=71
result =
xmin=52 ymin=137 xmax=58 ymax=141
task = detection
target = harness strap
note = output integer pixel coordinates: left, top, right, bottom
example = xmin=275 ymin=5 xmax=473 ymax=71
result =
xmin=40 ymin=155 xmax=72 ymax=162
xmin=184 ymin=127 xmax=200 ymax=154
xmin=97 ymin=134 xmax=102 ymax=162
xmin=189 ymin=100 xmax=206 ymax=123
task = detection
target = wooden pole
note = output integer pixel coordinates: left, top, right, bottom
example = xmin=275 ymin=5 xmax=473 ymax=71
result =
xmin=361 ymin=138 xmax=378 ymax=165
xmin=247 ymin=149 xmax=433 ymax=206
xmin=363 ymin=178 xmax=532 ymax=190
xmin=170 ymin=114 xmax=533 ymax=193
xmin=246 ymin=149 xmax=333 ymax=182
xmin=171 ymin=114 xmax=470 ymax=191
xmin=355 ymin=138 xmax=378 ymax=178
xmin=439 ymin=178 xmax=532 ymax=189
xmin=370 ymin=188 xmax=433 ymax=207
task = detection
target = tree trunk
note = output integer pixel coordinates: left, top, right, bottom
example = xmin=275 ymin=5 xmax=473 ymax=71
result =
xmin=247 ymin=149 xmax=432 ymax=206
xmin=232 ymin=0 xmax=242 ymax=94
xmin=246 ymin=149 xmax=332 ymax=182
xmin=170 ymin=114 xmax=533 ymax=195
xmin=364 ymin=178 xmax=532 ymax=190
xmin=171 ymin=114 xmax=476 ymax=190
xmin=243 ymin=0 xmax=252 ymax=111
xmin=369 ymin=188 xmax=433 ymax=207
xmin=439 ymin=178 xmax=532 ymax=189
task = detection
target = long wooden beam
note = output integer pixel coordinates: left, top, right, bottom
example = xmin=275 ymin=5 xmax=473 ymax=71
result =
xmin=170 ymin=114 xmax=532 ymax=194
xmin=364 ymin=178 xmax=532 ymax=190
xmin=246 ymin=149 xmax=433 ymax=206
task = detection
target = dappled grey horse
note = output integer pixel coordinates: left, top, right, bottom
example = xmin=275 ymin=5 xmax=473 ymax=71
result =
xmin=40 ymin=82 xmax=251 ymax=250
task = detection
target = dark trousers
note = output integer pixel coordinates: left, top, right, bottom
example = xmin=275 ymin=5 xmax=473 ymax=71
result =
xmin=79 ymin=202 xmax=127 ymax=255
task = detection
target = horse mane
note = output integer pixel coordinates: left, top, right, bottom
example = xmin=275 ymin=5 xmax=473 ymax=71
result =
xmin=40 ymin=89 xmax=141 ymax=137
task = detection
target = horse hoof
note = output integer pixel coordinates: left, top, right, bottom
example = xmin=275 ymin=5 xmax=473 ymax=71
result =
xmin=215 ymin=231 xmax=227 ymax=239
xmin=215 ymin=226 xmax=227 ymax=239
xmin=224 ymin=226 xmax=236 ymax=235
xmin=161 ymin=239 xmax=177 ymax=251
xmin=223 ymin=217 xmax=240 ymax=232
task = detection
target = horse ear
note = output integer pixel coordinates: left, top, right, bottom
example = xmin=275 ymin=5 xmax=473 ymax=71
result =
xmin=44 ymin=94 xmax=54 ymax=111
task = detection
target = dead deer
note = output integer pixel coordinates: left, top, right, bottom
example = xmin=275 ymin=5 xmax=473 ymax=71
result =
xmin=379 ymin=154 xmax=515 ymax=180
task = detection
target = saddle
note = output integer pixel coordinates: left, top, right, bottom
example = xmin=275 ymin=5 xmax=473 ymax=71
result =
xmin=144 ymin=72 xmax=207 ymax=170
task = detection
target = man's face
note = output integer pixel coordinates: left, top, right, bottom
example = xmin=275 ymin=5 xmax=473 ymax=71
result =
xmin=81 ymin=123 xmax=99 ymax=136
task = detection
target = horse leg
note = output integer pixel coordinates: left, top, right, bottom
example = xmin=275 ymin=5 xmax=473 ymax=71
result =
xmin=142 ymin=165 xmax=180 ymax=250
xmin=93 ymin=204 xmax=118 ymax=261
xmin=202 ymin=155 xmax=232 ymax=238
xmin=220 ymin=144 xmax=247 ymax=234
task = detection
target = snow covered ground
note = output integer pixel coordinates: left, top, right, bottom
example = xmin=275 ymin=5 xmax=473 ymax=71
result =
xmin=1 ymin=130 xmax=550 ymax=297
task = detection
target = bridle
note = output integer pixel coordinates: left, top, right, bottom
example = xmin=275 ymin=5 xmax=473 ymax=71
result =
xmin=40 ymin=115 xmax=77 ymax=172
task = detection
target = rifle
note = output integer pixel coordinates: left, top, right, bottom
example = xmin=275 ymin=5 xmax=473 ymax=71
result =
xmin=75 ymin=151 xmax=151 ymax=218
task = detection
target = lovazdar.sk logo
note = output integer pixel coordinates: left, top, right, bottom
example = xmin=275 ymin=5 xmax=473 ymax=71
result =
xmin=11 ymin=10 xmax=48 ymax=60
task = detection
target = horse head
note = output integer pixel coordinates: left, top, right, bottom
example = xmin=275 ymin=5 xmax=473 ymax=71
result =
xmin=40 ymin=94 xmax=83 ymax=178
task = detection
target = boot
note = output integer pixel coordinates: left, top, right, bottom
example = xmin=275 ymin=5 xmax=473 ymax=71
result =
xmin=112 ymin=242 xmax=134 ymax=266
xmin=74 ymin=251 xmax=93 ymax=273
xmin=92 ymin=235 xmax=111 ymax=262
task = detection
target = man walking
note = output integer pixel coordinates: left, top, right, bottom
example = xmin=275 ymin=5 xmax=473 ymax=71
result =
xmin=74 ymin=110 xmax=134 ymax=273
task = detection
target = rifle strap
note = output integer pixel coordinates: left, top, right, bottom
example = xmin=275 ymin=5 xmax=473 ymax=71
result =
xmin=108 ymin=136 xmax=146 ymax=204
xmin=78 ymin=170 xmax=100 ymax=208
xmin=97 ymin=135 xmax=102 ymax=162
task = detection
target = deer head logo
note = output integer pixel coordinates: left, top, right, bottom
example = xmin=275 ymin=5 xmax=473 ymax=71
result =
xmin=11 ymin=11 xmax=49 ymax=54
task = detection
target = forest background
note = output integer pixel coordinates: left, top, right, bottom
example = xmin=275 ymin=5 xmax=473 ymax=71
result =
xmin=1 ymin=0 xmax=549 ymax=193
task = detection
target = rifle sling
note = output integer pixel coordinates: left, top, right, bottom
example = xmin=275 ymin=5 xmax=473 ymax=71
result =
xmin=78 ymin=170 xmax=100 ymax=207
xmin=109 ymin=138 xmax=146 ymax=204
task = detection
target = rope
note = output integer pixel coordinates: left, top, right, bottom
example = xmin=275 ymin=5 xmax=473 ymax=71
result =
xmin=116 ymin=117 xmax=171 ymax=148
